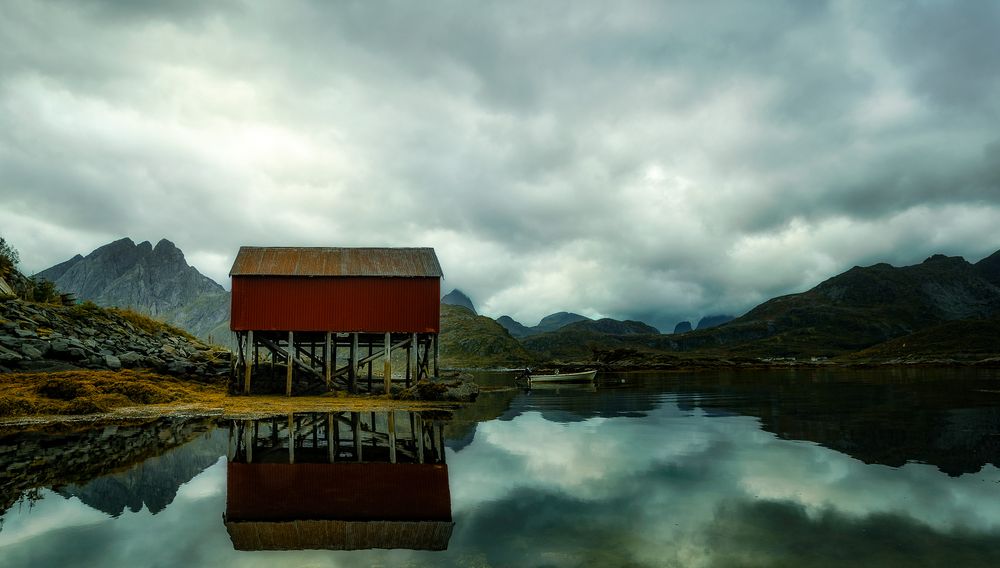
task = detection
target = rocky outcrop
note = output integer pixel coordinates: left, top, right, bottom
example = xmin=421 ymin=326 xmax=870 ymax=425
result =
xmin=36 ymin=238 xmax=231 ymax=346
xmin=0 ymin=297 xmax=230 ymax=379
xmin=673 ymin=321 xmax=693 ymax=334
xmin=441 ymin=289 xmax=477 ymax=314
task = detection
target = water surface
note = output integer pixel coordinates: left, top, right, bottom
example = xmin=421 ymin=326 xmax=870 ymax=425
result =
xmin=2 ymin=368 xmax=1000 ymax=567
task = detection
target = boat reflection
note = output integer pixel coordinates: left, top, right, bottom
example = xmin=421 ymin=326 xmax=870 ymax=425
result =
xmin=224 ymin=411 xmax=453 ymax=551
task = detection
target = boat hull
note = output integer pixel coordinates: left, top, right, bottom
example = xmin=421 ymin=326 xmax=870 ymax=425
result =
xmin=528 ymin=370 xmax=597 ymax=383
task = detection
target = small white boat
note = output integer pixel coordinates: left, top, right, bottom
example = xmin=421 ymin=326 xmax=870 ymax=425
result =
xmin=527 ymin=369 xmax=597 ymax=383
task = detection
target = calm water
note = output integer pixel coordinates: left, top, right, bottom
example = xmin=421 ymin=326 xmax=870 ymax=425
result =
xmin=2 ymin=368 xmax=1000 ymax=567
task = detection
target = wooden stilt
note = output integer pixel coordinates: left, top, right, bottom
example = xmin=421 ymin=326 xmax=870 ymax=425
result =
xmin=244 ymin=330 xmax=253 ymax=394
xmin=327 ymin=413 xmax=335 ymax=463
xmin=383 ymin=332 xmax=392 ymax=394
xmin=367 ymin=340 xmax=373 ymax=392
xmin=325 ymin=332 xmax=332 ymax=389
xmin=350 ymin=333 xmax=358 ymax=393
xmin=410 ymin=332 xmax=418 ymax=385
xmin=286 ymin=331 xmax=294 ymax=396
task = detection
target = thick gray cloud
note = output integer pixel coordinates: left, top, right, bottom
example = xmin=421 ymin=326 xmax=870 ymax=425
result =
xmin=2 ymin=0 xmax=999 ymax=330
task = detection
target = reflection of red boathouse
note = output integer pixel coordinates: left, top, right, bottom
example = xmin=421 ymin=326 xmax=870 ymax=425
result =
xmin=224 ymin=411 xmax=453 ymax=551
xmin=229 ymin=247 xmax=443 ymax=395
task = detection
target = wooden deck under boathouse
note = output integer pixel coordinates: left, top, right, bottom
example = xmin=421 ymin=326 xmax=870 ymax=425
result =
xmin=229 ymin=246 xmax=443 ymax=395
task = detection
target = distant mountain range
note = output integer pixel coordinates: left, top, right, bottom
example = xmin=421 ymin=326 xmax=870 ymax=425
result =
xmin=35 ymin=238 xmax=1000 ymax=365
xmin=36 ymin=238 xmax=231 ymax=346
xmin=496 ymin=311 xmax=591 ymax=338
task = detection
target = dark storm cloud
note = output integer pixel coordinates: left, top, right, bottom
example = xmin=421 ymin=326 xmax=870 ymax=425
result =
xmin=1 ymin=0 xmax=998 ymax=328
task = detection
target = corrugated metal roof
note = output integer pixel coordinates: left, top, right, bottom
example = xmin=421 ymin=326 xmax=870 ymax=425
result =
xmin=230 ymin=247 xmax=443 ymax=278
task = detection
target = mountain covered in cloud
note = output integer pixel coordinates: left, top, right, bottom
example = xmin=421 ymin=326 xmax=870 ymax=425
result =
xmin=36 ymin=238 xmax=231 ymax=346
xmin=441 ymin=289 xmax=477 ymax=314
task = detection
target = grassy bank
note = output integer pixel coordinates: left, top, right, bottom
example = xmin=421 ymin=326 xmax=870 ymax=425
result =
xmin=0 ymin=369 xmax=456 ymax=423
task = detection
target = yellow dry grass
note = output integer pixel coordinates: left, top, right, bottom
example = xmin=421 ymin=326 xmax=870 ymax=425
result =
xmin=0 ymin=369 xmax=455 ymax=425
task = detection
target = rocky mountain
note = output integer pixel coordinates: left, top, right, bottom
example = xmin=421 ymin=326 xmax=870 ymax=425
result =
xmin=36 ymin=238 xmax=231 ymax=345
xmin=438 ymin=304 xmax=534 ymax=368
xmin=665 ymin=252 xmax=1000 ymax=358
xmin=696 ymin=314 xmax=734 ymax=329
xmin=441 ymin=289 xmax=477 ymax=314
xmin=496 ymin=311 xmax=592 ymax=338
xmin=673 ymin=321 xmax=693 ymax=334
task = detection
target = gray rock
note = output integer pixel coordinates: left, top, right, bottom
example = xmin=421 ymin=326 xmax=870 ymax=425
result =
xmin=104 ymin=355 xmax=122 ymax=369
xmin=50 ymin=339 xmax=70 ymax=353
xmin=119 ymin=351 xmax=143 ymax=366
xmin=167 ymin=360 xmax=191 ymax=374
xmin=14 ymin=327 xmax=37 ymax=338
xmin=67 ymin=348 xmax=87 ymax=360
xmin=21 ymin=344 xmax=43 ymax=360
xmin=0 ymin=345 xmax=23 ymax=363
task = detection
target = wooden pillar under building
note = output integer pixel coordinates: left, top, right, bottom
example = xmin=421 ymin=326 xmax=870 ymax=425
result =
xmin=383 ymin=332 xmax=392 ymax=395
xmin=324 ymin=332 xmax=332 ymax=389
xmin=286 ymin=331 xmax=294 ymax=396
xmin=350 ymin=333 xmax=359 ymax=393
xmin=244 ymin=330 xmax=253 ymax=394
xmin=410 ymin=333 xmax=419 ymax=384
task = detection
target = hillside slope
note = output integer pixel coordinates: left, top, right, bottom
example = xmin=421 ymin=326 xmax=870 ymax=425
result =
xmin=438 ymin=304 xmax=534 ymax=368
xmin=661 ymin=253 xmax=1000 ymax=358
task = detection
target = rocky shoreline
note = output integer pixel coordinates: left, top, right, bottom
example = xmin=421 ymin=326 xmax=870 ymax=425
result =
xmin=0 ymin=297 xmax=230 ymax=379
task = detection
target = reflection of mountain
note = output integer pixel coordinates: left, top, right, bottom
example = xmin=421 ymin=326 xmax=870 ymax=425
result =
xmin=662 ymin=369 xmax=1000 ymax=476
xmin=0 ymin=418 xmax=218 ymax=517
xmin=447 ymin=370 xmax=1000 ymax=477
xmin=58 ymin=429 xmax=227 ymax=516
xmin=225 ymin=412 xmax=453 ymax=551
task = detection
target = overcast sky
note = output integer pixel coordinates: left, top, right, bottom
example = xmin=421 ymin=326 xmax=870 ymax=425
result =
xmin=2 ymin=0 xmax=999 ymax=330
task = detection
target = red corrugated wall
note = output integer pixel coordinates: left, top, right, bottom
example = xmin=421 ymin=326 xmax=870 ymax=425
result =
xmin=230 ymin=276 xmax=440 ymax=333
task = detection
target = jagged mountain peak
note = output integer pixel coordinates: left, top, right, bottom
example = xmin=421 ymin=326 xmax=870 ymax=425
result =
xmin=441 ymin=288 xmax=476 ymax=314
xmin=36 ymin=238 xmax=231 ymax=346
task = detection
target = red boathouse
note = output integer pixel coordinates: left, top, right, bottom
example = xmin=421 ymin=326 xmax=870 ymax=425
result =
xmin=229 ymin=247 xmax=443 ymax=395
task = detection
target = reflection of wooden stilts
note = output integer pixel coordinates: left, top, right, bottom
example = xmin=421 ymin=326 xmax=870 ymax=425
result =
xmin=388 ymin=411 xmax=397 ymax=464
xmin=415 ymin=413 xmax=425 ymax=464
xmin=288 ymin=412 xmax=295 ymax=464
xmin=353 ymin=412 xmax=362 ymax=462
xmin=286 ymin=331 xmax=294 ymax=396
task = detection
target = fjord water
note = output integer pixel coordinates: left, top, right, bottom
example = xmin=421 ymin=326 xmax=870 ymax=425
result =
xmin=2 ymin=369 xmax=1000 ymax=567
